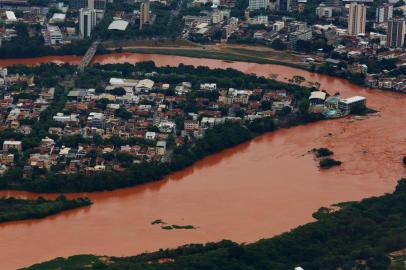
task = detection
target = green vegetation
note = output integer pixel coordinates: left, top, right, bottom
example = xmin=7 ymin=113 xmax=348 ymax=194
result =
xmin=319 ymin=158 xmax=342 ymax=169
xmin=26 ymin=178 xmax=406 ymax=270
xmin=151 ymin=219 xmax=196 ymax=230
xmin=125 ymin=48 xmax=305 ymax=68
xmin=0 ymin=196 xmax=92 ymax=223
xmin=151 ymin=219 xmax=166 ymax=225
xmin=312 ymin=147 xmax=333 ymax=158
xmin=161 ymin=224 xmax=196 ymax=230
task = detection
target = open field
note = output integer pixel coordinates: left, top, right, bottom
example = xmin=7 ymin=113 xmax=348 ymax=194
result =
xmin=103 ymin=40 xmax=322 ymax=69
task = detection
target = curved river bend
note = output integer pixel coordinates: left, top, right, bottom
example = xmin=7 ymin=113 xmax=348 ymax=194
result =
xmin=0 ymin=53 xmax=405 ymax=270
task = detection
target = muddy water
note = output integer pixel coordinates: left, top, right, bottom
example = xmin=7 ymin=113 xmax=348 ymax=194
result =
xmin=0 ymin=53 xmax=405 ymax=270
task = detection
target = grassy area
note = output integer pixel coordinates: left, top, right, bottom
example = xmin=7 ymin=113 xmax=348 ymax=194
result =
xmin=124 ymin=48 xmax=306 ymax=69
xmin=226 ymin=47 xmax=303 ymax=60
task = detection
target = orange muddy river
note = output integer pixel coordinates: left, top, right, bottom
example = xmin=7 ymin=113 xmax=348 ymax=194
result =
xmin=0 ymin=53 xmax=405 ymax=270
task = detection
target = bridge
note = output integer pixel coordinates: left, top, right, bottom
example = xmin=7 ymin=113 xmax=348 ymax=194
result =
xmin=77 ymin=40 xmax=100 ymax=73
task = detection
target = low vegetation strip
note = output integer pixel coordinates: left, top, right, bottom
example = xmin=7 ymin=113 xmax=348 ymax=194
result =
xmin=26 ymin=179 xmax=406 ymax=270
xmin=0 ymin=196 xmax=92 ymax=223
xmin=125 ymin=48 xmax=305 ymax=68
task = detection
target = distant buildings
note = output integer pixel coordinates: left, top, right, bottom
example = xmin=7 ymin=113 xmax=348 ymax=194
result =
xmin=316 ymin=3 xmax=333 ymax=18
xmin=248 ymin=0 xmax=268 ymax=10
xmin=69 ymin=0 xmax=106 ymax=10
xmin=79 ymin=8 xmax=97 ymax=38
xmin=277 ymin=0 xmax=291 ymax=11
xmin=42 ymin=25 xmax=63 ymax=45
xmin=140 ymin=0 xmax=150 ymax=30
xmin=386 ymin=19 xmax=405 ymax=48
xmin=348 ymin=3 xmax=366 ymax=36
xmin=375 ymin=4 xmax=393 ymax=23
xmin=3 ymin=141 xmax=22 ymax=153
xmin=288 ymin=29 xmax=312 ymax=48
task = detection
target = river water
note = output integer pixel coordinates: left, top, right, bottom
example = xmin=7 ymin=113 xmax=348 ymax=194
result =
xmin=0 ymin=53 xmax=405 ymax=270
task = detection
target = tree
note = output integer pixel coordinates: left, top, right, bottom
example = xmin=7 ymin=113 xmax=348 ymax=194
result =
xmin=111 ymin=87 xmax=126 ymax=96
xmin=115 ymin=107 xmax=132 ymax=120
xmin=96 ymin=98 xmax=110 ymax=110
xmin=271 ymin=38 xmax=286 ymax=50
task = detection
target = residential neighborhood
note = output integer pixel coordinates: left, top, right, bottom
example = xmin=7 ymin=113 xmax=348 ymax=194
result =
xmin=0 ymin=64 xmax=298 ymax=178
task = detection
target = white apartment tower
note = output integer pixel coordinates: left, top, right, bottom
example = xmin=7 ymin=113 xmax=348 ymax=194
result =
xmin=348 ymin=3 xmax=366 ymax=36
xmin=376 ymin=4 xmax=393 ymax=23
xmin=79 ymin=8 xmax=97 ymax=38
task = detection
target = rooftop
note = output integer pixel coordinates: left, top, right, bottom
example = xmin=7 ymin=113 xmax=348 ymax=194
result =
xmin=108 ymin=20 xmax=129 ymax=31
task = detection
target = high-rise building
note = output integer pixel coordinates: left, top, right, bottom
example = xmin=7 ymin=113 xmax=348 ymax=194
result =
xmin=248 ymin=0 xmax=267 ymax=10
xmin=376 ymin=4 xmax=393 ymax=23
xmin=79 ymin=8 xmax=97 ymax=38
xmin=277 ymin=0 xmax=291 ymax=11
xmin=348 ymin=3 xmax=366 ymax=36
xmin=387 ymin=19 xmax=405 ymax=48
xmin=316 ymin=3 xmax=333 ymax=18
xmin=88 ymin=0 xmax=94 ymax=9
xmin=69 ymin=0 xmax=106 ymax=10
xmin=139 ymin=0 xmax=150 ymax=30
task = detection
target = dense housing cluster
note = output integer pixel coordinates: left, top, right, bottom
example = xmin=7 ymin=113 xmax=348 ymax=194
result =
xmin=0 ymin=62 xmax=314 ymax=191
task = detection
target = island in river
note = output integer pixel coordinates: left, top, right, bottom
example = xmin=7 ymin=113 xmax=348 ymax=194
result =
xmin=0 ymin=53 xmax=404 ymax=270
xmin=0 ymin=196 xmax=92 ymax=223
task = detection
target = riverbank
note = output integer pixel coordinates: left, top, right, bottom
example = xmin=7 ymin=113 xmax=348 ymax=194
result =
xmin=25 ymin=178 xmax=406 ymax=270
xmin=0 ymin=196 xmax=92 ymax=223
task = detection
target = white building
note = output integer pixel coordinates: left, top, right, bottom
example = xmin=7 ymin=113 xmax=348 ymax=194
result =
xmin=273 ymin=21 xmax=285 ymax=32
xmin=3 ymin=141 xmax=22 ymax=153
xmin=108 ymin=19 xmax=129 ymax=31
xmin=376 ymin=4 xmax=393 ymax=23
xmin=156 ymin=141 xmax=166 ymax=155
xmin=43 ymin=25 xmax=63 ymax=45
xmin=338 ymin=96 xmax=366 ymax=113
xmin=316 ymin=4 xmax=333 ymax=18
xmin=145 ymin=131 xmax=157 ymax=140
xmin=211 ymin=10 xmax=229 ymax=24
xmin=5 ymin=11 xmax=17 ymax=24
xmin=251 ymin=15 xmax=269 ymax=25
xmin=248 ymin=0 xmax=268 ymax=10
xmin=79 ymin=8 xmax=97 ymax=38
xmin=200 ymin=83 xmax=217 ymax=91
xmin=50 ymin=13 xmax=66 ymax=24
